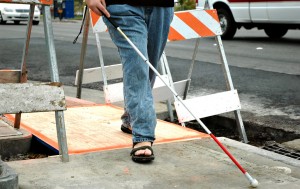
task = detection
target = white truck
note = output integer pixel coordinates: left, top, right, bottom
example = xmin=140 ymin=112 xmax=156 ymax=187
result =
xmin=197 ymin=0 xmax=300 ymax=39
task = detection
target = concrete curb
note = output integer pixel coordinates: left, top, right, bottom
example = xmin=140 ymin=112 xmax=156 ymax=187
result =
xmin=219 ymin=137 xmax=300 ymax=168
xmin=0 ymin=160 xmax=18 ymax=189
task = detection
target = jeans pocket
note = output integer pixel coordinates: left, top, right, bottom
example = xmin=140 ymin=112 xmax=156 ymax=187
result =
xmin=106 ymin=4 xmax=137 ymax=16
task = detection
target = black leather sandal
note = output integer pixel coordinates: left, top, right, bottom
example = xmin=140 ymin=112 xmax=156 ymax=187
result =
xmin=130 ymin=146 xmax=155 ymax=163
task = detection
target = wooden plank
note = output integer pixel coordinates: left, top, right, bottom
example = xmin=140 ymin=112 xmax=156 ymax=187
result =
xmin=75 ymin=64 xmax=123 ymax=85
xmin=0 ymin=70 xmax=21 ymax=83
xmin=0 ymin=0 xmax=53 ymax=5
xmin=0 ymin=82 xmax=66 ymax=114
xmin=174 ymin=90 xmax=241 ymax=123
xmin=5 ymin=104 xmax=209 ymax=154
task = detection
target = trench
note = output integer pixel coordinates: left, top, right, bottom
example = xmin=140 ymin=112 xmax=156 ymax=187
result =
xmin=178 ymin=115 xmax=300 ymax=160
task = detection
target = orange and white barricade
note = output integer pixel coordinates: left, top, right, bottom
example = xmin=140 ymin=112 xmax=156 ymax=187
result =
xmin=75 ymin=8 xmax=248 ymax=143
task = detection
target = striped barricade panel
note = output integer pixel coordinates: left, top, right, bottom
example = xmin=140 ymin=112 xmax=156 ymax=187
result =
xmin=89 ymin=9 xmax=222 ymax=40
xmin=90 ymin=10 xmax=107 ymax=33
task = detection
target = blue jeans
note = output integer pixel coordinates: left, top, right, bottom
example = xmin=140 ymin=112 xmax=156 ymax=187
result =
xmin=103 ymin=5 xmax=173 ymax=143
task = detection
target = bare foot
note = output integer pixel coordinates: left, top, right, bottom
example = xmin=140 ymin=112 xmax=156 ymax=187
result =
xmin=133 ymin=142 xmax=152 ymax=156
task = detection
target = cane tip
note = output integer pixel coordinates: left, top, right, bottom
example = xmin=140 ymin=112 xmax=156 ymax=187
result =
xmin=250 ymin=179 xmax=259 ymax=188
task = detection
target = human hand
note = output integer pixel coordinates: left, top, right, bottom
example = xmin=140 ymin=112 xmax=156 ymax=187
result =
xmin=85 ymin=0 xmax=110 ymax=17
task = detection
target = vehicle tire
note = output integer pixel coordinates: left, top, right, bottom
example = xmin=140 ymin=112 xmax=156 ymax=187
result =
xmin=33 ymin=20 xmax=39 ymax=25
xmin=14 ymin=21 xmax=20 ymax=25
xmin=264 ymin=27 xmax=288 ymax=39
xmin=217 ymin=8 xmax=237 ymax=40
xmin=0 ymin=12 xmax=6 ymax=24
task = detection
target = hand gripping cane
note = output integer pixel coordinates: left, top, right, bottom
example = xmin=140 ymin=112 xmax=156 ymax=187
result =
xmin=102 ymin=12 xmax=259 ymax=188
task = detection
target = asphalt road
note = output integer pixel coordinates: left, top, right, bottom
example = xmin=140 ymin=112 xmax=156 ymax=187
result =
xmin=0 ymin=20 xmax=299 ymax=141
xmin=1 ymin=20 xmax=299 ymax=75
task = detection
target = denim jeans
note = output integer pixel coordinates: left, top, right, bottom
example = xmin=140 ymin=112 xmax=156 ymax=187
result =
xmin=103 ymin=5 xmax=173 ymax=143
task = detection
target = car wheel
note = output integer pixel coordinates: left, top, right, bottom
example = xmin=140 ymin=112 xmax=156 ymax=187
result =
xmin=264 ymin=27 xmax=288 ymax=39
xmin=0 ymin=12 xmax=6 ymax=24
xmin=32 ymin=20 xmax=39 ymax=25
xmin=217 ymin=8 xmax=237 ymax=40
xmin=14 ymin=21 xmax=20 ymax=25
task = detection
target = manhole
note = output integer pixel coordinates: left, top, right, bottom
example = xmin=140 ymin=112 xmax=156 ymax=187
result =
xmin=262 ymin=142 xmax=300 ymax=160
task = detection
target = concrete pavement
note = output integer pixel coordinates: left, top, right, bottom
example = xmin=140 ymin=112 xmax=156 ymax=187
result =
xmin=6 ymin=137 xmax=300 ymax=189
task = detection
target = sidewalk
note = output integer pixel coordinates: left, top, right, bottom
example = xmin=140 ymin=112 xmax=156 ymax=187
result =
xmin=5 ymin=85 xmax=300 ymax=189
xmin=6 ymin=137 xmax=300 ymax=189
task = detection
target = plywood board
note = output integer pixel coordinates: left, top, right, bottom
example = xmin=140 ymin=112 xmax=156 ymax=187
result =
xmin=6 ymin=101 xmax=209 ymax=154
xmin=0 ymin=70 xmax=20 ymax=83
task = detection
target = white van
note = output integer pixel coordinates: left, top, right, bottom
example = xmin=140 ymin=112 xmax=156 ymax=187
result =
xmin=197 ymin=0 xmax=300 ymax=39
xmin=0 ymin=3 xmax=40 ymax=25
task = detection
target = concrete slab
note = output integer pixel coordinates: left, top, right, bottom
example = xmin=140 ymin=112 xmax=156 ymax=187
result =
xmin=0 ymin=120 xmax=21 ymax=137
xmin=282 ymin=139 xmax=300 ymax=152
xmin=7 ymin=138 xmax=300 ymax=189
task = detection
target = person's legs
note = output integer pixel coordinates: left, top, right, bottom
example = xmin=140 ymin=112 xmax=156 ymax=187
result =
xmin=103 ymin=5 xmax=173 ymax=161
xmin=130 ymin=7 xmax=174 ymax=158
xmin=119 ymin=6 xmax=174 ymax=135
xmin=104 ymin=5 xmax=156 ymax=143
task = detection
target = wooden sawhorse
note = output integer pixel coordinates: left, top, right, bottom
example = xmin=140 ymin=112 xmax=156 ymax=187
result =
xmin=0 ymin=0 xmax=69 ymax=162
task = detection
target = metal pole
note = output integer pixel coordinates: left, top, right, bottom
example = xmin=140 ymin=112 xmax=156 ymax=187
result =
xmin=215 ymin=36 xmax=248 ymax=143
xmin=183 ymin=38 xmax=200 ymax=100
xmin=43 ymin=5 xmax=69 ymax=162
xmin=160 ymin=53 xmax=174 ymax=122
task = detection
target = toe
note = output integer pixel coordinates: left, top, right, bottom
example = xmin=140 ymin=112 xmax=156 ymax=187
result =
xmin=135 ymin=148 xmax=152 ymax=156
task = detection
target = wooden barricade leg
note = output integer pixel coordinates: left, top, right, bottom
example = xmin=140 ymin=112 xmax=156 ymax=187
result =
xmin=76 ymin=7 xmax=90 ymax=99
xmin=42 ymin=5 xmax=69 ymax=162
xmin=14 ymin=4 xmax=35 ymax=129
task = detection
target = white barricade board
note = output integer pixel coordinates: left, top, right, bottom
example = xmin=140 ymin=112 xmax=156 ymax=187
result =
xmin=174 ymin=90 xmax=241 ymax=123
xmin=75 ymin=64 xmax=123 ymax=85
xmin=102 ymin=75 xmax=188 ymax=104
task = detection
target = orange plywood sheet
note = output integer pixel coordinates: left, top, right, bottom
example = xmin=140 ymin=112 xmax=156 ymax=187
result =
xmin=6 ymin=98 xmax=209 ymax=154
